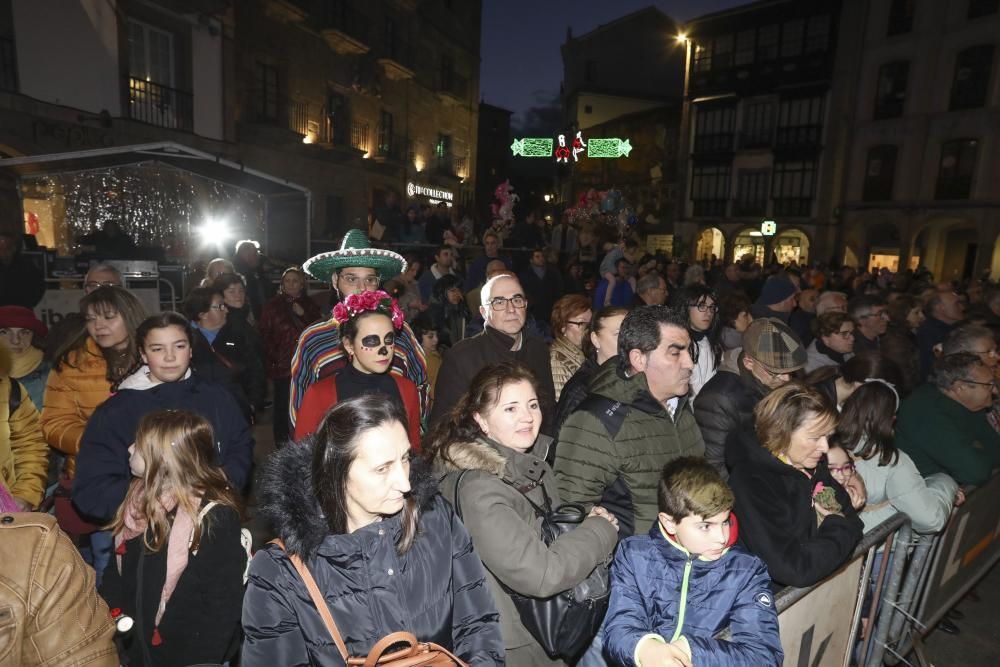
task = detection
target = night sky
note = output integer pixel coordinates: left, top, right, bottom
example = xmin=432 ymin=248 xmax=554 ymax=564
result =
xmin=480 ymin=0 xmax=748 ymax=127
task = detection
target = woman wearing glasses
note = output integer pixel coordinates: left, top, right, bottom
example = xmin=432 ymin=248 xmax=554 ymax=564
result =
xmin=294 ymin=290 xmax=421 ymax=450
xmin=805 ymin=312 xmax=856 ymax=372
xmin=183 ymin=286 xmax=263 ymax=422
xmin=680 ymin=284 xmax=721 ymax=398
xmin=548 ymin=294 xmax=593 ymax=401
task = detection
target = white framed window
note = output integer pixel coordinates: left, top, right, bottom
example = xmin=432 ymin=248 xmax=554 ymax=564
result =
xmin=128 ymin=18 xmax=175 ymax=87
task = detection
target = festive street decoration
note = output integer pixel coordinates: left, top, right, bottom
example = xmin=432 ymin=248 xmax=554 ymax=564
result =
xmin=510 ymin=137 xmax=553 ymax=157
xmin=510 ymin=132 xmax=633 ymax=161
xmin=587 ymin=138 xmax=632 ymax=158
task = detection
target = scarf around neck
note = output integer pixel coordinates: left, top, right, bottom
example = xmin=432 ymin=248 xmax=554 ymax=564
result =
xmin=9 ymin=346 xmax=43 ymax=379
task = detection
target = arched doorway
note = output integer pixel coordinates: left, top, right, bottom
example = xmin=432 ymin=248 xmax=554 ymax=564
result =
xmin=774 ymin=229 xmax=810 ymax=265
xmin=694 ymin=227 xmax=725 ymax=263
xmin=866 ymin=222 xmax=902 ymax=272
xmin=732 ymin=227 xmax=766 ymax=265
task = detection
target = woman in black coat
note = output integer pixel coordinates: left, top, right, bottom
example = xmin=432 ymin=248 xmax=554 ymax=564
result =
xmin=727 ymin=382 xmax=865 ymax=589
xmin=242 ymin=396 xmax=505 ymax=666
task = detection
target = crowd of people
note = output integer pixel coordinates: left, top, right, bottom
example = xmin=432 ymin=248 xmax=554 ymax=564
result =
xmin=2 ymin=214 xmax=999 ymax=667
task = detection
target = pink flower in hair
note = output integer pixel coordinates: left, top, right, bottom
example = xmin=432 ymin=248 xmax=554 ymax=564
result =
xmin=334 ymin=290 xmax=404 ymax=330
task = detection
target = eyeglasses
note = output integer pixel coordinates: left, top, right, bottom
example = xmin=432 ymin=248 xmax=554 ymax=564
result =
xmin=961 ymin=378 xmax=998 ymax=389
xmin=860 ymin=311 xmax=889 ymax=320
xmin=360 ymin=333 xmax=396 ymax=348
xmin=566 ymin=320 xmax=591 ymax=327
xmin=834 ymin=329 xmax=855 ymax=338
xmin=828 ymin=462 xmax=856 ymax=477
xmin=208 ymin=303 xmax=228 ymax=311
xmin=693 ymin=303 xmax=718 ymax=313
xmin=969 ymin=348 xmax=999 ymax=358
xmin=84 ymin=281 xmax=120 ymax=290
xmin=340 ymin=273 xmax=380 ymax=287
xmin=487 ymin=295 xmax=527 ymax=310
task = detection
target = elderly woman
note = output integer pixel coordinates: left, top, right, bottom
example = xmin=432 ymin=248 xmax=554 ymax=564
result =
xmin=243 ymin=396 xmax=504 ymax=666
xmin=427 ymin=362 xmax=618 ymax=665
xmin=805 ymin=311 xmax=856 ymax=372
xmin=549 ymin=294 xmax=593 ymax=401
xmin=727 ymin=382 xmax=864 ymax=588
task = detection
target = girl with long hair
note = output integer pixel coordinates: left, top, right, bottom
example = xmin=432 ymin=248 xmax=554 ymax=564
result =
xmin=293 ymin=290 xmax=421 ymax=447
xmin=243 ymin=396 xmax=504 ymax=665
xmin=40 ymin=286 xmax=146 ymax=578
xmin=100 ymin=409 xmax=246 ymax=667
xmin=426 ymin=362 xmax=618 ymax=665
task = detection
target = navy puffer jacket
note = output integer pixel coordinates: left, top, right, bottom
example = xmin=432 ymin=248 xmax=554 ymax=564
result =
xmin=241 ymin=443 xmax=505 ymax=666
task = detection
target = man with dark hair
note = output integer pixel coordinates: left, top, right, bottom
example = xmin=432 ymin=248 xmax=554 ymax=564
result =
xmin=848 ymin=295 xmax=888 ymax=353
xmin=916 ymin=289 xmax=964 ymax=380
xmin=417 ymin=244 xmax=461 ymax=301
xmin=593 ymin=258 xmax=634 ymax=309
xmin=896 ymin=353 xmax=1000 ymax=487
xmin=518 ymin=248 xmax=563 ymax=325
xmin=464 ymin=230 xmax=510 ymax=292
xmin=553 ymin=305 xmax=705 ymax=539
xmin=232 ymin=239 xmax=275 ymax=321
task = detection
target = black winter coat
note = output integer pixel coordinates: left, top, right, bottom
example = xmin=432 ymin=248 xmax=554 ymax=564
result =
xmin=727 ymin=429 xmax=864 ymax=589
xmin=99 ymin=503 xmax=246 ymax=667
xmin=192 ymin=321 xmax=266 ymax=420
xmin=551 ymin=357 xmax=598 ymax=454
xmin=73 ymin=372 xmax=255 ymax=521
xmin=693 ymin=362 xmax=768 ymax=480
xmin=241 ymin=443 xmax=505 ymax=666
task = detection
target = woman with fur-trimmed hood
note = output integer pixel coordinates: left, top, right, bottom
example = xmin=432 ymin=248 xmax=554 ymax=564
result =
xmin=242 ymin=396 xmax=504 ymax=666
xmin=426 ymin=361 xmax=619 ymax=666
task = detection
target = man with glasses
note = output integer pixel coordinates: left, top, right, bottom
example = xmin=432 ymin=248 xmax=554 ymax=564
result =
xmin=848 ymin=296 xmax=889 ymax=353
xmin=288 ymin=229 xmax=427 ymax=431
xmin=805 ymin=311 xmax=855 ymax=372
xmin=429 ymin=274 xmax=556 ymax=432
xmin=695 ymin=318 xmax=807 ymax=479
xmin=897 ymin=352 xmax=1000 ymax=487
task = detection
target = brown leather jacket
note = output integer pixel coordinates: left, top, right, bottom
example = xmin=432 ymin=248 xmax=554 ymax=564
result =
xmin=0 ymin=513 xmax=118 ymax=666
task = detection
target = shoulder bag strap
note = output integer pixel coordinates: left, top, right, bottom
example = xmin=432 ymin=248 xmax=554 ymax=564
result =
xmin=269 ymin=539 xmax=351 ymax=662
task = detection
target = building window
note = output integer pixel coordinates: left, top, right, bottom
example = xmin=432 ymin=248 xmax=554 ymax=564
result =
xmin=756 ymin=24 xmax=779 ymax=61
xmin=128 ymin=19 xmax=175 ymax=86
xmin=735 ymin=170 xmax=770 ymax=216
xmin=967 ymin=0 xmax=999 ymax=19
xmin=776 ymin=96 xmax=825 ymax=147
xmin=693 ymin=43 xmax=712 ymax=73
xmin=874 ymin=61 xmax=909 ymax=119
xmin=0 ymin=36 xmax=18 ymax=92
xmin=772 ymin=160 xmax=816 ymax=216
xmin=377 ymin=110 xmax=393 ymax=156
xmin=714 ymin=34 xmax=734 ymax=70
xmin=584 ymin=59 xmax=596 ymax=82
xmin=950 ymin=44 xmax=994 ymax=110
xmin=805 ymin=15 xmax=831 ymax=53
xmin=735 ymin=29 xmax=755 ymax=66
xmin=887 ymin=0 xmax=915 ymax=36
xmin=255 ymin=62 xmax=279 ymax=122
xmin=693 ymin=104 xmax=736 ymax=153
xmin=862 ymin=145 xmax=898 ymax=201
xmin=326 ymin=89 xmax=349 ymax=144
xmin=780 ymin=19 xmax=804 ymax=58
xmin=691 ymin=164 xmax=731 ymax=217
xmin=935 ymin=139 xmax=978 ymax=200
xmin=584 ymin=105 xmax=592 ymax=113
xmin=741 ymin=101 xmax=773 ymax=147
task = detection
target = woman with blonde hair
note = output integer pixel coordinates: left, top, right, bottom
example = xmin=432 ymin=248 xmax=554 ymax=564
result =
xmin=549 ymin=294 xmax=593 ymax=400
xmin=728 ymin=382 xmax=864 ymax=588
xmin=100 ymin=409 xmax=246 ymax=667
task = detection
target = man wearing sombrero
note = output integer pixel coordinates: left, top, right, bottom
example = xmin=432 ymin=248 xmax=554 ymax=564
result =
xmin=288 ymin=229 xmax=428 ymax=431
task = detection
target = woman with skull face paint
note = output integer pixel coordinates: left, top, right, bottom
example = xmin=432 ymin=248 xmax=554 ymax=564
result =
xmin=294 ymin=291 xmax=422 ymax=448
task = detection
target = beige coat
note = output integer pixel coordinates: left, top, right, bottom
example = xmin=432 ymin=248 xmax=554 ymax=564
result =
xmin=549 ymin=336 xmax=584 ymax=402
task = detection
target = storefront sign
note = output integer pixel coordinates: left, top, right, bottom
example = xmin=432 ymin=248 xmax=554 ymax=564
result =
xmin=406 ymin=182 xmax=453 ymax=202
xmin=761 ymin=220 xmax=777 ymax=236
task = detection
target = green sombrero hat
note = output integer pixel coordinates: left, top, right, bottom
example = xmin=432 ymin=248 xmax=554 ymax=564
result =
xmin=302 ymin=228 xmax=407 ymax=283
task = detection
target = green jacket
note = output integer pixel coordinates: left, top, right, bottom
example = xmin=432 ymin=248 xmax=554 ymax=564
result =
xmin=896 ymin=383 xmax=1000 ymax=487
xmin=552 ymin=361 xmax=705 ymax=537
xmin=438 ymin=437 xmax=617 ymax=658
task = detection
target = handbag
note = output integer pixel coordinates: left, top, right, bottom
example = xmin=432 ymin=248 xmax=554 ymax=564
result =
xmin=453 ymin=471 xmax=610 ymax=660
xmin=270 ymin=539 xmax=467 ymax=666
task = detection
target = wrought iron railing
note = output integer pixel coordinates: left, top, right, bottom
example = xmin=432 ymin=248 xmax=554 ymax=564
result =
xmin=126 ymin=77 xmax=194 ymax=131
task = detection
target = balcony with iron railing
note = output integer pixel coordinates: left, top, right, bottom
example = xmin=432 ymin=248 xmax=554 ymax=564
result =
xmin=374 ymin=130 xmax=410 ymax=162
xmin=437 ymin=71 xmax=468 ymax=105
xmin=350 ymin=121 xmax=370 ymax=153
xmin=434 ymin=153 xmax=467 ymax=178
xmin=693 ymin=133 xmax=735 ymax=154
xmin=775 ymin=125 xmax=822 ymax=149
xmin=378 ymin=39 xmax=415 ymax=80
xmin=318 ymin=0 xmax=370 ymax=54
xmin=0 ymin=36 xmax=17 ymax=91
xmin=125 ymin=76 xmax=194 ymax=132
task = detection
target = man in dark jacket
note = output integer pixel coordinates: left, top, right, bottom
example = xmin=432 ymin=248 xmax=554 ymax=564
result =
xmin=695 ymin=318 xmax=806 ymax=479
xmin=0 ymin=229 xmax=45 ymax=308
xmin=848 ymin=295 xmax=888 ymax=353
xmin=916 ymin=289 xmax=964 ymax=380
xmin=232 ymin=240 xmax=275 ymax=321
xmin=750 ymin=274 xmax=797 ymax=323
xmin=553 ymin=306 xmax=705 ymax=539
xmin=430 ymin=274 xmax=556 ymax=432
xmin=518 ymin=249 xmax=563 ymax=326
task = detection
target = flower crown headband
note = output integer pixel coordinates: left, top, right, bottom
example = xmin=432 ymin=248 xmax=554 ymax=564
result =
xmin=333 ymin=290 xmax=404 ymax=330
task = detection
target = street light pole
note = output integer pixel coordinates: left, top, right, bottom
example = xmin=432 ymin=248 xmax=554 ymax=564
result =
xmin=675 ymin=31 xmax=693 ymax=262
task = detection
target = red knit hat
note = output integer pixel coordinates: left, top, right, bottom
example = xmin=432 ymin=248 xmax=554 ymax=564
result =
xmin=0 ymin=306 xmax=48 ymax=338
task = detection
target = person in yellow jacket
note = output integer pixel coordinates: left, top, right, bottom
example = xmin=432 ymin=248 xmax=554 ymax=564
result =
xmin=0 ymin=343 xmax=48 ymax=510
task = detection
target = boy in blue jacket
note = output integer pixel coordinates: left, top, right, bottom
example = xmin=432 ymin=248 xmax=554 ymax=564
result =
xmin=604 ymin=457 xmax=783 ymax=667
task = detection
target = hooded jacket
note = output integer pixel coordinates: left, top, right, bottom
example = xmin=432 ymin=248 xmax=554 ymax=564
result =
xmin=72 ymin=370 xmax=254 ymax=522
xmin=1 ymin=345 xmax=48 ymax=508
xmin=693 ymin=359 xmax=769 ymax=480
xmin=436 ymin=436 xmax=617 ymax=658
xmin=0 ymin=513 xmax=118 ymax=667
xmin=604 ymin=521 xmax=782 ymax=667
xmin=241 ymin=443 xmax=505 ymax=666
xmin=727 ymin=429 xmax=863 ymax=588
xmin=553 ymin=360 xmax=705 ymax=538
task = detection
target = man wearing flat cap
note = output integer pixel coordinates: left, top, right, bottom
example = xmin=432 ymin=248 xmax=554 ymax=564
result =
xmin=288 ymin=229 xmax=428 ymax=433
